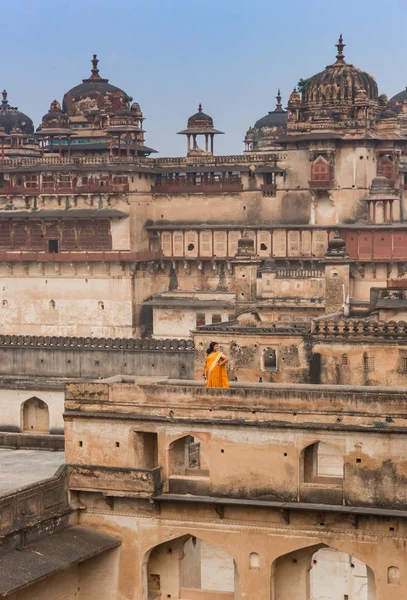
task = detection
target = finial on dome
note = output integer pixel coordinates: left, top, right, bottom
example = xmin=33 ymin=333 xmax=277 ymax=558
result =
xmin=50 ymin=99 xmax=61 ymax=111
xmin=90 ymin=54 xmax=100 ymax=78
xmin=276 ymin=89 xmax=282 ymax=110
xmin=335 ymin=34 xmax=346 ymax=63
xmin=198 ymin=103 xmax=202 ymax=112
xmin=2 ymin=90 xmax=7 ymax=105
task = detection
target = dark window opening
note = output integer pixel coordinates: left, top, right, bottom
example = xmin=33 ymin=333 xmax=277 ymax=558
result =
xmin=187 ymin=243 xmax=195 ymax=251
xmin=263 ymin=347 xmax=277 ymax=371
xmin=212 ymin=314 xmax=222 ymax=324
xmin=260 ymin=243 xmax=268 ymax=251
xmin=48 ymin=239 xmax=59 ymax=253
xmin=196 ymin=313 xmax=205 ymax=328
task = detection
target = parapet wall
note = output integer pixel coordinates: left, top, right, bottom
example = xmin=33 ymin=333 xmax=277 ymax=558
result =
xmin=312 ymin=318 xmax=407 ymax=338
xmin=0 ymin=464 xmax=69 ymax=552
xmin=0 ymin=335 xmax=194 ymax=379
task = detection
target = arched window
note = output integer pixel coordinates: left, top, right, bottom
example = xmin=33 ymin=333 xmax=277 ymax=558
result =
xmin=388 ymin=566 xmax=400 ymax=584
xmin=1 ymin=300 xmax=7 ymax=308
xmin=249 ymin=552 xmax=260 ymax=570
xmin=311 ymin=156 xmax=330 ymax=182
xmin=168 ymin=435 xmax=210 ymax=494
xmin=21 ymin=397 xmax=50 ymax=433
xmin=301 ymin=441 xmax=344 ymax=483
xmin=98 ymin=301 xmax=105 ymax=310
xmin=168 ymin=435 xmax=208 ymax=476
xmin=49 ymin=299 xmax=56 ymax=310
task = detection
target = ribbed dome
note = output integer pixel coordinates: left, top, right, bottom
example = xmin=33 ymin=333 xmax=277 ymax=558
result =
xmin=0 ymin=90 xmax=34 ymax=134
xmin=41 ymin=100 xmax=70 ymax=129
xmin=188 ymin=104 xmax=213 ymax=128
xmin=62 ymin=55 xmax=129 ymax=117
xmin=300 ymin=35 xmax=378 ymax=107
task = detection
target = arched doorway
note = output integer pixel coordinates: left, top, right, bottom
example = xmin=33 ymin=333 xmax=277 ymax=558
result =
xmin=146 ymin=535 xmax=238 ymax=599
xmin=21 ymin=397 xmax=50 ymax=433
xmin=271 ymin=544 xmax=376 ymax=600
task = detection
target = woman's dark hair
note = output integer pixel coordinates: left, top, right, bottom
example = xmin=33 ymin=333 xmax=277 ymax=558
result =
xmin=207 ymin=341 xmax=218 ymax=355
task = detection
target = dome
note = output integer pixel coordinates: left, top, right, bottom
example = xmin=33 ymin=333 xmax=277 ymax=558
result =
xmin=288 ymin=87 xmax=301 ymax=105
xmin=326 ymin=230 xmax=348 ymax=258
xmin=62 ymin=55 xmax=130 ymax=117
xmin=298 ymin=35 xmax=378 ymax=114
xmin=390 ymin=87 xmax=407 ymax=105
xmin=254 ymin=90 xmax=288 ymax=129
xmin=187 ymin=104 xmax=213 ymax=128
xmin=369 ymin=175 xmax=394 ymax=195
xmin=41 ymin=100 xmax=70 ymax=129
xmin=381 ymin=108 xmax=396 ymax=119
xmin=0 ymin=90 xmax=34 ymax=135
xmin=131 ymin=102 xmax=143 ymax=117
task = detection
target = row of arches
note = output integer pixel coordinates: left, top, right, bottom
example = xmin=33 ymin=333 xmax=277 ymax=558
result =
xmin=144 ymin=535 xmax=388 ymax=599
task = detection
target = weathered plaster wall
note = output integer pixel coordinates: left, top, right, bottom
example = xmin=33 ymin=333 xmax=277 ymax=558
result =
xmin=0 ymin=387 xmax=64 ymax=433
xmin=0 ymin=272 xmax=133 ymax=337
xmin=315 ymin=341 xmax=407 ymax=386
xmin=194 ymin=332 xmax=310 ymax=383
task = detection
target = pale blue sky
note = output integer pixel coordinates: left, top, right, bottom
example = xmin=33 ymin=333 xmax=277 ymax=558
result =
xmin=2 ymin=0 xmax=407 ymax=155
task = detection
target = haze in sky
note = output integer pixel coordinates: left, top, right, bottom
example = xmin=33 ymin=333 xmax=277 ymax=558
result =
xmin=2 ymin=0 xmax=406 ymax=156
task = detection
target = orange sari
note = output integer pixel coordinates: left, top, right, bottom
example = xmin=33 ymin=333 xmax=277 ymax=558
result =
xmin=205 ymin=351 xmax=229 ymax=388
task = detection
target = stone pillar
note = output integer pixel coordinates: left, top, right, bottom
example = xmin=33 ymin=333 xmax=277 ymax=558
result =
xmin=323 ymin=231 xmax=350 ymax=315
xmin=232 ymin=237 xmax=262 ymax=313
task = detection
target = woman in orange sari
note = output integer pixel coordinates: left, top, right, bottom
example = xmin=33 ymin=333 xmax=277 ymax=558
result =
xmin=203 ymin=341 xmax=229 ymax=388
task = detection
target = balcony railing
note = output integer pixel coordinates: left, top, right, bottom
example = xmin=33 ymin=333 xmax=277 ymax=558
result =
xmin=0 ymin=153 xmax=287 ymax=168
xmin=151 ymin=181 xmax=243 ymax=194
xmin=260 ymin=183 xmax=277 ymax=197
xmin=69 ymin=464 xmax=162 ymax=497
xmin=0 ymin=183 xmax=129 ymax=196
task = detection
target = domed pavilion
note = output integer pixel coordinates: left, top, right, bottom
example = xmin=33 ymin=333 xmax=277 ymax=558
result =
xmin=244 ymin=90 xmax=287 ymax=152
xmin=287 ymin=35 xmax=380 ymax=135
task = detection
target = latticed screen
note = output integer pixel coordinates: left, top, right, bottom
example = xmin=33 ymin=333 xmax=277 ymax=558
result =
xmin=363 ymin=356 xmax=375 ymax=372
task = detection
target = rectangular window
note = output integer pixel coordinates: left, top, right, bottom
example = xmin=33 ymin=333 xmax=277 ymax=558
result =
xmin=363 ymin=356 xmax=375 ymax=372
xmin=58 ymin=175 xmax=71 ymax=183
xmin=48 ymin=239 xmax=59 ymax=253
xmin=341 ymin=354 xmax=348 ymax=366
xmin=211 ymin=314 xmax=222 ymax=324
xmin=403 ymin=357 xmax=407 ymax=373
xmin=25 ymin=175 xmax=38 ymax=189
xmin=196 ymin=313 xmax=205 ymax=328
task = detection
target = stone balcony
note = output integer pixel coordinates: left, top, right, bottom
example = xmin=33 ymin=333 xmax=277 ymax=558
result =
xmin=68 ymin=464 xmax=162 ymax=498
xmin=260 ymin=183 xmax=277 ymax=197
